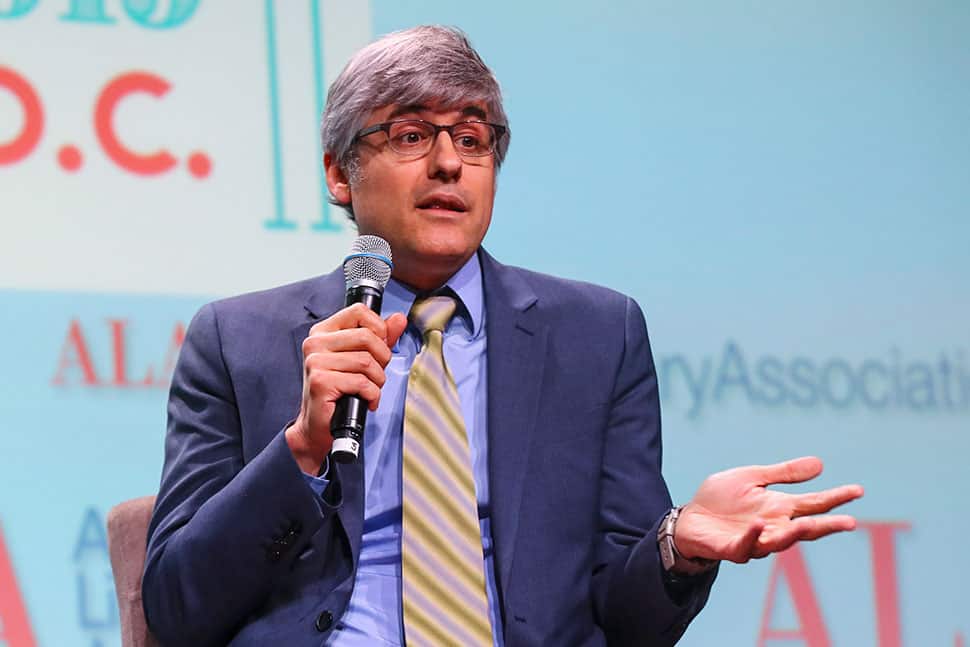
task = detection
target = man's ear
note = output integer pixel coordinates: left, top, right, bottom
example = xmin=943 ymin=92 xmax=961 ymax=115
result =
xmin=324 ymin=152 xmax=352 ymax=206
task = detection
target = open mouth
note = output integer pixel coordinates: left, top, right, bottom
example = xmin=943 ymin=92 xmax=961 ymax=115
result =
xmin=416 ymin=194 xmax=468 ymax=213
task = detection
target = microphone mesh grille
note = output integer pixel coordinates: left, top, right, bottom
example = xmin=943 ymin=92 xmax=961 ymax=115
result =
xmin=343 ymin=235 xmax=393 ymax=288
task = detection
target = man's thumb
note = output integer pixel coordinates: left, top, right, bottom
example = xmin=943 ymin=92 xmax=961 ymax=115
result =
xmin=385 ymin=312 xmax=408 ymax=348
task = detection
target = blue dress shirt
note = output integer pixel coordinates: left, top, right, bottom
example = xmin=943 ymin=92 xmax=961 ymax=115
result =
xmin=303 ymin=254 xmax=504 ymax=646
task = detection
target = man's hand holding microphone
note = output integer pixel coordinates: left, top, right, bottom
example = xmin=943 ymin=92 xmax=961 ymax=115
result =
xmin=285 ymin=236 xmax=404 ymax=475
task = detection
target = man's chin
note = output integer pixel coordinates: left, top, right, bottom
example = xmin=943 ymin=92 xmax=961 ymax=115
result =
xmin=393 ymin=246 xmax=477 ymax=288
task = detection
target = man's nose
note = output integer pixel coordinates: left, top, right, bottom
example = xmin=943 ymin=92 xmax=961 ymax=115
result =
xmin=427 ymin=131 xmax=462 ymax=179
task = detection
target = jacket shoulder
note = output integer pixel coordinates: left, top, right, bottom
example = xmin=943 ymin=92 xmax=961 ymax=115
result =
xmin=176 ymin=271 xmax=341 ymax=363
xmin=492 ymin=261 xmax=638 ymax=317
xmin=210 ymin=273 xmax=330 ymax=315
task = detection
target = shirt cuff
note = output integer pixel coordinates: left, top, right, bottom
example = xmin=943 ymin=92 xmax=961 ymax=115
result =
xmin=301 ymin=455 xmax=331 ymax=497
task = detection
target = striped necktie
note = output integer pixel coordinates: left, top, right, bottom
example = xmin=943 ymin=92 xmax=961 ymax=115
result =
xmin=401 ymin=295 xmax=493 ymax=646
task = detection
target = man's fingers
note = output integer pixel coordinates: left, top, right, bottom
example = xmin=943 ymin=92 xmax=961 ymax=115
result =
xmin=307 ymin=368 xmax=382 ymax=409
xmin=312 ymin=303 xmax=388 ymax=340
xmin=790 ymin=484 xmax=865 ymax=518
xmin=754 ymin=456 xmax=823 ymax=486
xmin=385 ymin=312 xmax=408 ymax=349
xmin=755 ymin=515 xmax=858 ymax=557
xmin=753 ymin=521 xmax=807 ymax=557
xmin=791 ymin=515 xmax=857 ymax=541
xmin=305 ymin=328 xmax=393 ymax=366
xmin=726 ymin=521 xmax=765 ymax=564
xmin=307 ymin=351 xmax=386 ymax=387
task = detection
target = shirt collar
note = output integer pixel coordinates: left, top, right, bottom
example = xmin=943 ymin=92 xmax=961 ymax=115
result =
xmin=380 ymin=252 xmax=485 ymax=339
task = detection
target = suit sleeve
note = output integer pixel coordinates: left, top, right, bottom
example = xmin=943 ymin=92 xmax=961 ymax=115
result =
xmin=142 ymin=302 xmax=343 ymax=646
xmin=591 ymin=297 xmax=716 ymax=646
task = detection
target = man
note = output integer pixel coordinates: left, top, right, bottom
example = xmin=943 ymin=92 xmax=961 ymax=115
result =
xmin=143 ymin=25 xmax=862 ymax=646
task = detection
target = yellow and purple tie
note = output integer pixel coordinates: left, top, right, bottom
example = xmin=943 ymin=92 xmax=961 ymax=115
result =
xmin=401 ymin=295 xmax=493 ymax=646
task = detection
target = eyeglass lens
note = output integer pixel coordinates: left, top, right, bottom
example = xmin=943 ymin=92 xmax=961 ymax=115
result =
xmin=387 ymin=121 xmax=496 ymax=157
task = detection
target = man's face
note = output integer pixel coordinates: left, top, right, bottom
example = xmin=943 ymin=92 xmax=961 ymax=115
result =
xmin=326 ymin=102 xmax=497 ymax=291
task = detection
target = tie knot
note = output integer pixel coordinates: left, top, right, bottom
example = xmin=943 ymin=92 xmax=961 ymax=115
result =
xmin=409 ymin=295 xmax=457 ymax=337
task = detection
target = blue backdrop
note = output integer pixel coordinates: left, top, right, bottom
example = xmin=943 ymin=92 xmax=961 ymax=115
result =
xmin=1 ymin=2 xmax=967 ymax=645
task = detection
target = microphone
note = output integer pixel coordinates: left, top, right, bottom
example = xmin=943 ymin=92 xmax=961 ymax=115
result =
xmin=330 ymin=235 xmax=394 ymax=463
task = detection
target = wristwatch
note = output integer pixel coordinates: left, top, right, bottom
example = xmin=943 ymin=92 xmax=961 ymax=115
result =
xmin=657 ymin=506 xmax=718 ymax=577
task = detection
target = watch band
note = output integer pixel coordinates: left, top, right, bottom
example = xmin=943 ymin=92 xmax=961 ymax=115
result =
xmin=657 ymin=506 xmax=718 ymax=577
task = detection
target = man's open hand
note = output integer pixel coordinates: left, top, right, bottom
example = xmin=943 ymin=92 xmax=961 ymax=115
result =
xmin=674 ymin=456 xmax=864 ymax=564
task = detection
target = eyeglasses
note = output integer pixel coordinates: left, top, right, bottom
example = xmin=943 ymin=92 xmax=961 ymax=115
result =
xmin=354 ymin=119 xmax=507 ymax=159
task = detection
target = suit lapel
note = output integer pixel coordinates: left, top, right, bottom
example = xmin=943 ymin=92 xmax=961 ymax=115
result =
xmin=480 ymin=250 xmax=547 ymax=598
xmin=290 ymin=268 xmax=366 ymax=565
xmin=289 ymin=267 xmax=346 ymax=400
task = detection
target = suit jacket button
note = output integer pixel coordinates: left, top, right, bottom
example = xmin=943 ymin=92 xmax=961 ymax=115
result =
xmin=315 ymin=610 xmax=333 ymax=632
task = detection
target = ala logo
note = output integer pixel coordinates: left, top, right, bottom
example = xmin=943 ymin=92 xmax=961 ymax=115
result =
xmin=51 ymin=318 xmax=185 ymax=389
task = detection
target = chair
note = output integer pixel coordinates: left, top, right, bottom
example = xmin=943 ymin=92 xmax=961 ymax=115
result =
xmin=106 ymin=496 xmax=160 ymax=647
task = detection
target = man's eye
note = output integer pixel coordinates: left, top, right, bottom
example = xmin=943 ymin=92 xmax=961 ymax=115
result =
xmin=455 ymin=135 xmax=482 ymax=150
xmin=391 ymin=127 xmax=429 ymax=147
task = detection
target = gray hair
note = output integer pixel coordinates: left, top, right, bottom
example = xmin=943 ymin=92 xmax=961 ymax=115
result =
xmin=321 ymin=25 xmax=510 ymax=219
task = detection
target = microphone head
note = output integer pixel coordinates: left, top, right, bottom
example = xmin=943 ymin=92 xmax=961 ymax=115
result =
xmin=343 ymin=235 xmax=393 ymax=289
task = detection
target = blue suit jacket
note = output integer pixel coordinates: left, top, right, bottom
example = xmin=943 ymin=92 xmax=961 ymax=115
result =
xmin=143 ymin=250 xmax=715 ymax=646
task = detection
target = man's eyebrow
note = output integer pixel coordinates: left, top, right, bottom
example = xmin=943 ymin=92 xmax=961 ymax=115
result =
xmin=460 ymin=106 xmax=488 ymax=120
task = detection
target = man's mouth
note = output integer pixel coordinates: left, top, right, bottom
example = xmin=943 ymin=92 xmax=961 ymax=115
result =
xmin=416 ymin=194 xmax=468 ymax=213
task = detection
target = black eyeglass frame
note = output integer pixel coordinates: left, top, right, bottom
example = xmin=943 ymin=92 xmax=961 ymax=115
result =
xmin=353 ymin=119 xmax=508 ymax=158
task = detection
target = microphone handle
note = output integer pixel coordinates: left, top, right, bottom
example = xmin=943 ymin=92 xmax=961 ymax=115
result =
xmin=330 ymin=283 xmax=384 ymax=463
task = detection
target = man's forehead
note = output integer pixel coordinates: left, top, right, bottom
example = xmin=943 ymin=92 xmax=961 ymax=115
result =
xmin=371 ymin=101 xmax=489 ymax=122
